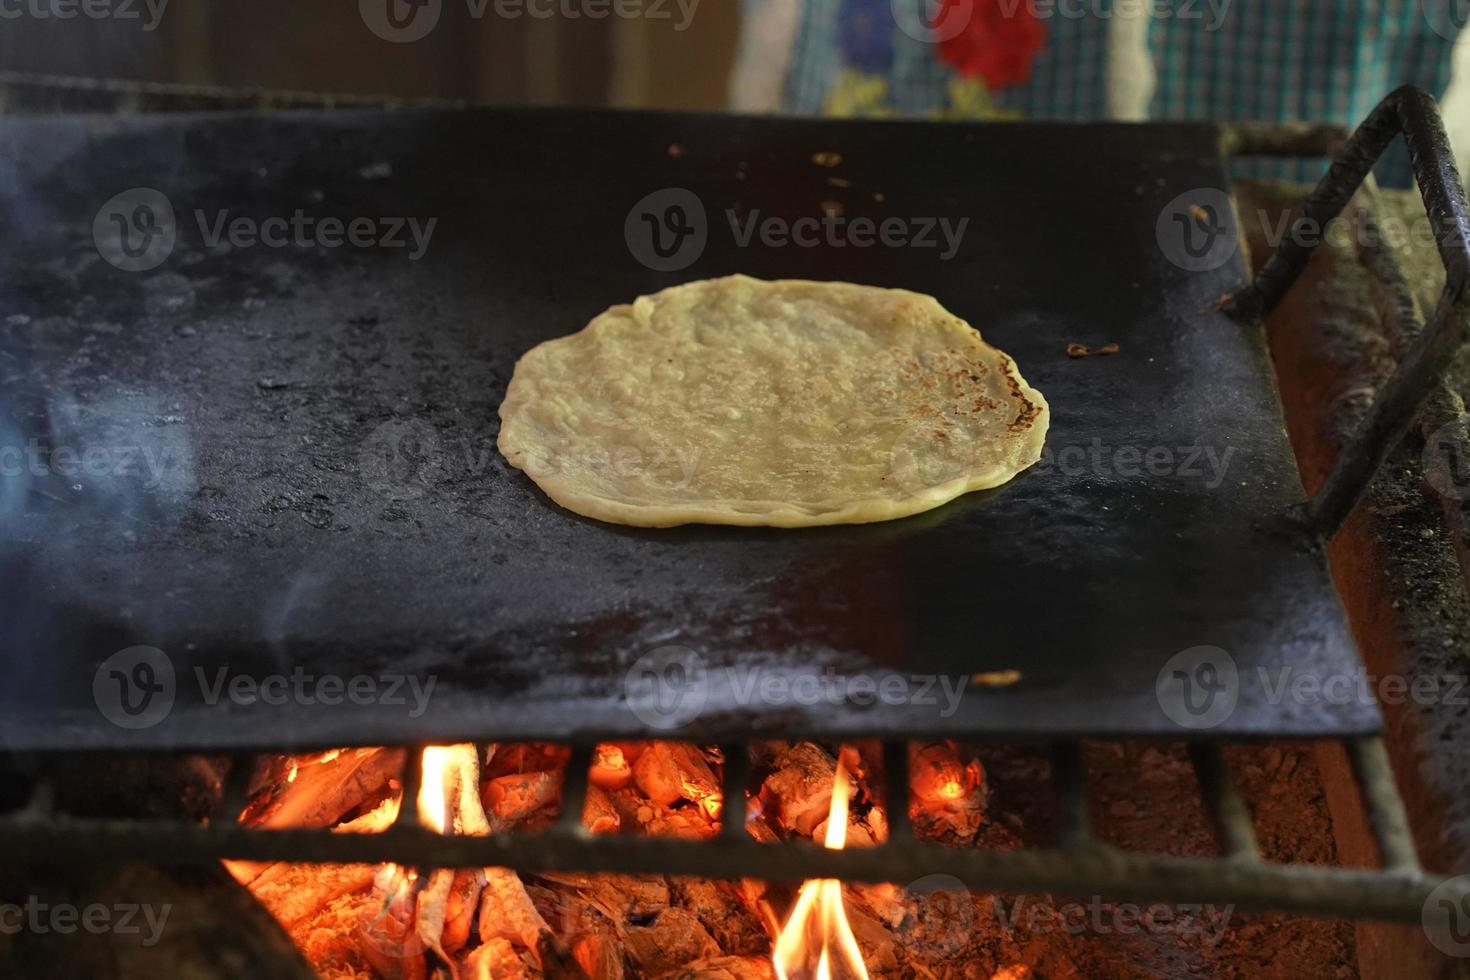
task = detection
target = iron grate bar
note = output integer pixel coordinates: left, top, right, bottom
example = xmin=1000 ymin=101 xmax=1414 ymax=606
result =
xmin=883 ymin=741 xmax=911 ymax=843
xmin=217 ymin=755 xmax=256 ymax=827
xmin=1051 ymin=742 xmax=1094 ymax=850
xmin=1225 ymin=85 xmax=1470 ymax=538
xmin=0 ymin=810 xmax=1461 ymax=923
xmin=1188 ymin=742 xmax=1261 ymax=862
xmin=720 ymin=743 xmax=750 ymax=842
xmin=0 ymin=735 xmax=1457 ymax=924
xmin=1348 ymin=736 xmax=1423 ymax=874
xmin=556 ymin=743 xmax=594 ymax=836
xmin=392 ymin=744 xmax=426 ymax=830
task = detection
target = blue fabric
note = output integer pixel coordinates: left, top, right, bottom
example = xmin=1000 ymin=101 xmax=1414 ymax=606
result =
xmin=766 ymin=0 xmax=1468 ymax=187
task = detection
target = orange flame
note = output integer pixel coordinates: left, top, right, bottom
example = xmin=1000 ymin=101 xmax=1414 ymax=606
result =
xmin=771 ymin=755 xmax=870 ymax=980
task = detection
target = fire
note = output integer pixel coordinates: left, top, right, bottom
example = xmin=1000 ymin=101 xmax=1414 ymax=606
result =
xmin=417 ymin=744 xmax=456 ymax=833
xmin=771 ymin=754 xmax=870 ymax=980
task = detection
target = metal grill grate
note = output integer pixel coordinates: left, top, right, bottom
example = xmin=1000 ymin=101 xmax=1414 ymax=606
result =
xmin=0 ymin=736 xmax=1462 ymax=922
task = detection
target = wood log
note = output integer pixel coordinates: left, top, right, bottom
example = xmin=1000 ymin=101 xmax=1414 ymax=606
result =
xmin=463 ymin=937 xmax=538 ymax=979
xmin=654 ymin=955 xmax=776 ymax=980
xmin=249 ymin=862 xmax=381 ymax=929
xmin=571 ymin=931 xmax=626 ymax=979
xmin=622 ymin=907 xmax=721 ymax=975
xmin=668 ymin=879 xmax=769 ymax=957
xmin=634 ymin=743 xmax=721 ymax=818
xmin=480 ymin=868 xmax=576 ymax=975
xmin=759 ymin=743 xmax=838 ymax=838
xmin=582 ymin=785 xmax=620 ymax=835
xmin=244 ymin=748 xmax=403 ymax=831
xmin=443 ymin=869 xmax=487 ymax=955
xmin=483 ymin=772 xmax=561 ymax=830
xmin=359 ymin=864 xmax=429 ymax=980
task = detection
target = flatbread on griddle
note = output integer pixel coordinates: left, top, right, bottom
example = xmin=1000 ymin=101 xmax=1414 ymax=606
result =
xmin=497 ymin=276 xmax=1048 ymax=527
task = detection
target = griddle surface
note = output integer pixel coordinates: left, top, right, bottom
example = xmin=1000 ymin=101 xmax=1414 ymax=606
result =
xmin=0 ymin=108 xmax=1378 ymax=751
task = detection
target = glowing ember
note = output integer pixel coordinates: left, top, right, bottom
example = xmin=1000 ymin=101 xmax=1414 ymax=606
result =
xmin=771 ymin=753 xmax=870 ymax=980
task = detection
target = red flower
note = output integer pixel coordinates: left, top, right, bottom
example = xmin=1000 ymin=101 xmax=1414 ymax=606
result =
xmin=933 ymin=0 xmax=1047 ymax=91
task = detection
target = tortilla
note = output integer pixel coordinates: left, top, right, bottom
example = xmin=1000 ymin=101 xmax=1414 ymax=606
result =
xmin=497 ymin=276 xmax=1048 ymax=527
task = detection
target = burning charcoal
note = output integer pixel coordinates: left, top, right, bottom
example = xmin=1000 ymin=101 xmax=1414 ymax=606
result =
xmin=668 ymin=879 xmax=769 ymax=957
xmin=248 ymin=862 xmax=381 ymax=929
xmin=909 ymin=742 xmax=986 ymax=842
xmin=463 ymin=937 xmax=536 ymax=980
xmin=589 ymin=743 xmax=635 ymax=791
xmin=572 ymin=931 xmax=627 ymax=979
xmin=538 ymin=873 xmax=671 ymax=924
xmin=443 ymin=869 xmax=487 ymax=954
xmin=358 ymin=865 xmax=429 ymax=980
xmin=416 ymin=868 xmax=458 ymax=966
xmin=759 ymin=742 xmax=839 ymax=837
xmin=483 ymin=743 xmax=571 ymax=780
xmin=583 ymin=784 xmax=621 ymax=835
xmin=633 ymin=742 xmax=722 ymax=817
xmin=479 ymin=868 xmax=566 ymax=972
xmin=622 ymin=908 xmax=721 ymax=975
xmin=654 ymin=955 xmax=777 ymax=979
xmin=245 ymin=748 xmax=404 ymax=831
xmin=484 ymin=771 xmax=562 ymax=829
xmin=843 ymin=898 xmax=900 ymax=974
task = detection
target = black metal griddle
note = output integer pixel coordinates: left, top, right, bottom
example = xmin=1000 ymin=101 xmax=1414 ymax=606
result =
xmin=0 ymin=105 xmax=1381 ymax=751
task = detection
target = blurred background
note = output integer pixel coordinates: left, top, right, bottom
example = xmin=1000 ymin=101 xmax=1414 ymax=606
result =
xmin=0 ymin=0 xmax=740 ymax=109
xmin=3 ymin=0 xmax=1470 ymax=186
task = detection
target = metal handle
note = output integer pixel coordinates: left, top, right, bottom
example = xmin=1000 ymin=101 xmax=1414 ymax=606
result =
xmin=1225 ymin=86 xmax=1470 ymax=537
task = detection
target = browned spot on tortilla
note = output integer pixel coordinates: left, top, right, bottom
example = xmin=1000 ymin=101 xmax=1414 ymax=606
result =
xmin=998 ymin=354 xmax=1041 ymax=433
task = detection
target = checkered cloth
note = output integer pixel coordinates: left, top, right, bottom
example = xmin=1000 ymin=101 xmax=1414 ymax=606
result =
xmin=761 ymin=0 xmax=1466 ymax=187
